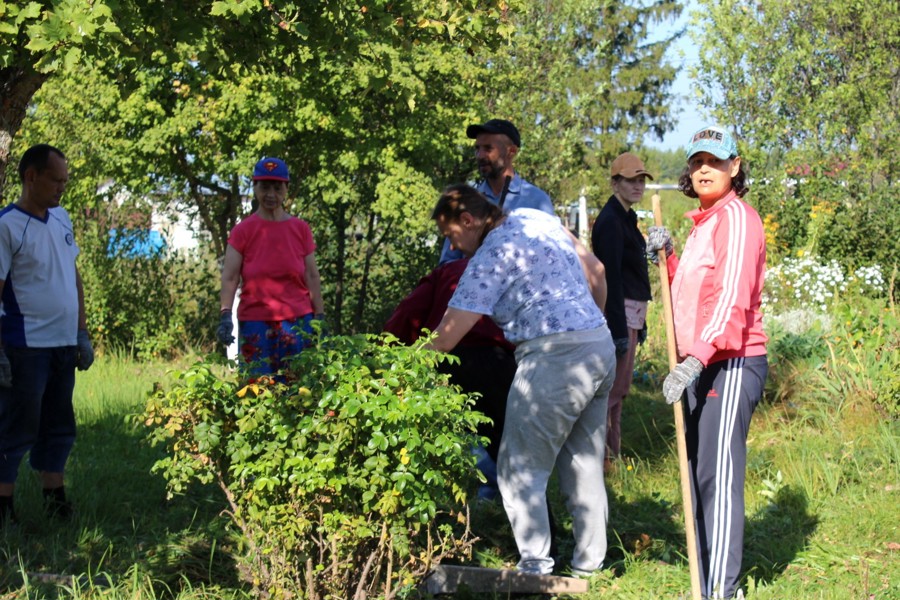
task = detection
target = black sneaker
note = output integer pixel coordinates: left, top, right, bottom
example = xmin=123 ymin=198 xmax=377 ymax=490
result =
xmin=43 ymin=486 xmax=74 ymax=520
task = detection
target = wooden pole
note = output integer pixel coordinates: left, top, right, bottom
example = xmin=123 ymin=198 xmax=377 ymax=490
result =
xmin=651 ymin=193 xmax=702 ymax=600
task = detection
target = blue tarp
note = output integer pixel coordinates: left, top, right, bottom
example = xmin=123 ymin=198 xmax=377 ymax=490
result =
xmin=107 ymin=228 xmax=167 ymax=258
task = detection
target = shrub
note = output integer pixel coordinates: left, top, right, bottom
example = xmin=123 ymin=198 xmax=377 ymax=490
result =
xmin=79 ymin=221 xmax=219 ymax=359
xmin=757 ymin=155 xmax=899 ymax=298
xmin=142 ymin=333 xmax=489 ymax=599
xmin=763 ymin=256 xmax=847 ymax=312
xmin=817 ymin=184 xmax=900 ymax=293
xmin=762 ymin=312 xmax=829 ymax=406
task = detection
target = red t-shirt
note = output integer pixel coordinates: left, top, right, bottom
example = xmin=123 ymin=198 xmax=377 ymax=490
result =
xmin=228 ymin=213 xmax=316 ymax=321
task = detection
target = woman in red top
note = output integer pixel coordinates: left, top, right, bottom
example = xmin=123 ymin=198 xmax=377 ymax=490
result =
xmin=217 ymin=157 xmax=325 ymax=375
xmin=648 ymin=126 xmax=768 ymax=600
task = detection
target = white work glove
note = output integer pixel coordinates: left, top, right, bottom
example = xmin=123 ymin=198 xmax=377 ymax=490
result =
xmin=662 ymin=356 xmax=703 ymax=404
xmin=646 ymin=226 xmax=674 ymax=265
xmin=0 ymin=348 xmax=10 ymax=387
xmin=76 ymin=329 xmax=94 ymax=371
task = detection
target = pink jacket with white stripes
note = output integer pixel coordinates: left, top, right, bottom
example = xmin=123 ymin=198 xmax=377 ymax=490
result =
xmin=665 ymin=190 xmax=768 ymax=365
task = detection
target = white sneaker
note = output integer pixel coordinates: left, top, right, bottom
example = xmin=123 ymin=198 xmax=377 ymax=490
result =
xmin=516 ymin=557 xmax=554 ymax=576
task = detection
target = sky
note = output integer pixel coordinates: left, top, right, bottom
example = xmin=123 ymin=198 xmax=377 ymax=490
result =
xmin=651 ymin=0 xmax=708 ymax=152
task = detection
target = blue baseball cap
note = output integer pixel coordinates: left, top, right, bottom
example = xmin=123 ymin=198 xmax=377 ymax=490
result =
xmin=252 ymin=157 xmax=290 ymax=182
xmin=685 ymin=126 xmax=738 ymax=160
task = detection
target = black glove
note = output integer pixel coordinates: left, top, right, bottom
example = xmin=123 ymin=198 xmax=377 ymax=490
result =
xmin=646 ymin=226 xmax=674 ymax=265
xmin=613 ymin=337 xmax=629 ymax=356
xmin=217 ymin=311 xmax=235 ymax=345
xmin=637 ymin=322 xmax=648 ymax=345
xmin=0 ymin=348 xmax=10 ymax=388
xmin=76 ymin=330 xmax=94 ymax=371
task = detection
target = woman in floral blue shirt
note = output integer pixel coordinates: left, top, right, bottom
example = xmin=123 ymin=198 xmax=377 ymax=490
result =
xmin=427 ymin=184 xmax=616 ymax=577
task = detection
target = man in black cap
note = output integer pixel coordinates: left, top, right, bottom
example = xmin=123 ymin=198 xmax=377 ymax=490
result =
xmin=439 ymin=118 xmax=554 ymax=264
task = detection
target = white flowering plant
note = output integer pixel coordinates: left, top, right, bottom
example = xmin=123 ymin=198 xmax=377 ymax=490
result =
xmin=761 ymin=254 xmax=898 ymax=417
xmin=763 ymin=255 xmax=885 ymax=313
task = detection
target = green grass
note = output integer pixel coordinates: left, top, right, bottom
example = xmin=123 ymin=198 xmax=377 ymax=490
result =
xmin=1 ymin=318 xmax=898 ymax=599
xmin=0 ymin=352 xmax=244 ymax=599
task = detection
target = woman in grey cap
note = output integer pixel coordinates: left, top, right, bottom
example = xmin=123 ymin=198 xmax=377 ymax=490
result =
xmin=648 ymin=125 xmax=768 ymax=600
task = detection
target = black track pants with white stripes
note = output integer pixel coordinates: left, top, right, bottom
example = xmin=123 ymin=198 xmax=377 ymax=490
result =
xmin=684 ymin=355 xmax=768 ymax=600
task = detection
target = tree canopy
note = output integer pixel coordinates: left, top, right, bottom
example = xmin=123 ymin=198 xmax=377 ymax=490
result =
xmin=0 ymin=0 xmax=519 ymax=191
xmin=690 ymin=0 xmax=899 ymax=277
xmin=692 ymin=0 xmax=898 ymax=182
xmin=474 ymin=0 xmax=681 ymax=204
xmin=6 ymin=0 xmax=684 ymax=342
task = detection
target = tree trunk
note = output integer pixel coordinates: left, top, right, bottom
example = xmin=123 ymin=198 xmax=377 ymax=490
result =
xmin=353 ymin=211 xmax=377 ymax=334
xmin=333 ymin=200 xmax=347 ymax=335
xmin=0 ymin=67 xmax=49 ymax=198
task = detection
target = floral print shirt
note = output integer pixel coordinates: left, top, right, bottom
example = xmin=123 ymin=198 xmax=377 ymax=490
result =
xmin=449 ymin=208 xmax=605 ymax=344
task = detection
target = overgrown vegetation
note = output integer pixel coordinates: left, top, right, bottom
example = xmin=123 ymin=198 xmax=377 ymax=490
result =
xmin=1 ymin=283 xmax=896 ymax=599
xmin=78 ymin=222 xmax=220 ymax=359
xmin=142 ymin=334 xmax=487 ymax=598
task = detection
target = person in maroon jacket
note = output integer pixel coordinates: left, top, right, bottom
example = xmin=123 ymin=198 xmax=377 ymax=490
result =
xmin=383 ymin=258 xmax=516 ymax=500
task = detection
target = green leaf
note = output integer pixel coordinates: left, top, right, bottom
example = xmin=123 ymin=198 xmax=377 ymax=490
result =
xmin=19 ymin=2 xmax=43 ymax=22
xmin=209 ymin=2 xmax=231 ymax=17
xmin=63 ymin=46 xmax=81 ymax=70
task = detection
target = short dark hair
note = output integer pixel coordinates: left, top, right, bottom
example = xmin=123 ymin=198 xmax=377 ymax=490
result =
xmin=431 ymin=184 xmax=504 ymax=249
xmin=677 ymin=160 xmax=750 ymax=199
xmin=431 ymin=184 xmax=502 ymax=223
xmin=18 ymin=144 xmax=66 ymax=182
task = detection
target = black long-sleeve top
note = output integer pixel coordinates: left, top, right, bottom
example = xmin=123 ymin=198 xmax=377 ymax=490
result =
xmin=590 ymin=195 xmax=652 ymax=340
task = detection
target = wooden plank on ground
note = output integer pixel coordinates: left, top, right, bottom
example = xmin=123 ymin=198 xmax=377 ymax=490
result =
xmin=423 ymin=565 xmax=589 ymax=595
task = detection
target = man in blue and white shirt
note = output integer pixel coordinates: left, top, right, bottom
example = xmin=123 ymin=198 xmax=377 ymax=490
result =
xmin=439 ymin=119 xmax=555 ymax=264
xmin=0 ymin=144 xmax=94 ymax=524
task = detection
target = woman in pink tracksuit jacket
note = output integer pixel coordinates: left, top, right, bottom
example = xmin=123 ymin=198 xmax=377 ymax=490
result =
xmin=648 ymin=125 xmax=768 ymax=600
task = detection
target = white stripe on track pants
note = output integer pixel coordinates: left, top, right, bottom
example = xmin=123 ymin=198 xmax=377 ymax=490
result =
xmin=685 ymin=355 xmax=768 ymax=599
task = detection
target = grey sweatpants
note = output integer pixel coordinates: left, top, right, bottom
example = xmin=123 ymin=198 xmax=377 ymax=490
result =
xmin=497 ymin=327 xmax=616 ymax=575
xmin=685 ymin=355 xmax=768 ymax=599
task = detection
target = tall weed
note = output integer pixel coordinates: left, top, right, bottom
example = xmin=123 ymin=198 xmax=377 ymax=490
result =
xmin=762 ymin=254 xmax=897 ymax=418
xmin=807 ymin=301 xmax=899 ymax=418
